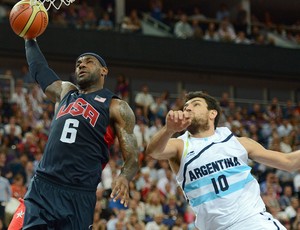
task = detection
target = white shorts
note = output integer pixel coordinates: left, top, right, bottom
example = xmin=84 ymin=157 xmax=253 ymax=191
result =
xmin=227 ymin=212 xmax=287 ymax=230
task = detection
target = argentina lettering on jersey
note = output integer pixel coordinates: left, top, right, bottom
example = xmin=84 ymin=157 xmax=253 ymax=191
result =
xmin=36 ymin=88 xmax=118 ymax=189
xmin=188 ymin=156 xmax=241 ymax=182
xmin=175 ymin=127 xmax=266 ymax=230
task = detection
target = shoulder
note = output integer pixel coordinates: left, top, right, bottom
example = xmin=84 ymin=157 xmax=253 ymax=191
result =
xmin=236 ymin=136 xmax=263 ymax=154
xmin=60 ymin=81 xmax=78 ymax=99
xmin=109 ymin=98 xmax=135 ymax=124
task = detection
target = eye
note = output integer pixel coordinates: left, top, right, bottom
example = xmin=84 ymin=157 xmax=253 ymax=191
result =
xmin=76 ymin=62 xmax=81 ymax=67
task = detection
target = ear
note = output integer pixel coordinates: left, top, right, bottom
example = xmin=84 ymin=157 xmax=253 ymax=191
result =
xmin=100 ymin=67 xmax=108 ymax=77
xmin=209 ymin=110 xmax=218 ymax=119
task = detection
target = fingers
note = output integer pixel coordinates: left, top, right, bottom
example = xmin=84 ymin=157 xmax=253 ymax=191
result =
xmin=167 ymin=110 xmax=191 ymax=124
xmin=110 ymin=179 xmax=129 ymax=207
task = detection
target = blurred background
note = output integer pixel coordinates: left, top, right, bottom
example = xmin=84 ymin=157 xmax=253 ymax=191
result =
xmin=0 ymin=0 xmax=299 ymax=229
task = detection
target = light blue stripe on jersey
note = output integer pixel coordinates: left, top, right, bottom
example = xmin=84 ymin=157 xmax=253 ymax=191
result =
xmin=189 ymin=172 xmax=254 ymax=207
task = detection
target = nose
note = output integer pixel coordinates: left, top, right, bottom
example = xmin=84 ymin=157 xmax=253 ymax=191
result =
xmin=185 ymin=105 xmax=192 ymax=112
xmin=78 ymin=62 xmax=86 ymax=69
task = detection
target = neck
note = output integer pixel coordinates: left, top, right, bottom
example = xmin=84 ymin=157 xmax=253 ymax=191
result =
xmin=189 ymin=129 xmax=215 ymax=138
xmin=79 ymin=85 xmax=103 ymax=94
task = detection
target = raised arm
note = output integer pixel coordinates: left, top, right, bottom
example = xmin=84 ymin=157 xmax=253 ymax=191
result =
xmin=25 ymin=39 xmax=76 ymax=103
xmin=239 ymin=136 xmax=300 ymax=172
xmin=145 ymin=110 xmax=191 ymax=160
xmin=109 ymin=99 xmax=139 ymax=206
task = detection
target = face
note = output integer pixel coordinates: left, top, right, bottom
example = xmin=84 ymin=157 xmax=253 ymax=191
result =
xmin=183 ymin=97 xmax=210 ymax=134
xmin=75 ymin=55 xmax=104 ymax=89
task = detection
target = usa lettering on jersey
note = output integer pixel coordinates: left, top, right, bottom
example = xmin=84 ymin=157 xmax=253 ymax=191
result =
xmin=56 ymin=98 xmax=100 ymax=127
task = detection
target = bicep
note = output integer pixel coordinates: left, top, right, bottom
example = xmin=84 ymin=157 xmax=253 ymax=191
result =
xmin=111 ymin=100 xmax=138 ymax=159
xmin=151 ymin=138 xmax=181 ymax=161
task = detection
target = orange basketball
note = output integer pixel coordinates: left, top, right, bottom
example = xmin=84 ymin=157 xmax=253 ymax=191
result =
xmin=9 ymin=0 xmax=48 ymax=39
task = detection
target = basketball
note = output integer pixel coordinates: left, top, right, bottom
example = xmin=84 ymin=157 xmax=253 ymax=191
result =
xmin=9 ymin=0 xmax=48 ymax=39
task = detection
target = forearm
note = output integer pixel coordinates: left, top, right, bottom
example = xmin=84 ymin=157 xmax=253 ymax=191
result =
xmin=145 ymin=126 xmax=174 ymax=158
xmin=120 ymin=156 xmax=139 ymax=181
xmin=25 ymin=39 xmax=60 ymax=92
xmin=119 ymin=134 xmax=139 ymax=181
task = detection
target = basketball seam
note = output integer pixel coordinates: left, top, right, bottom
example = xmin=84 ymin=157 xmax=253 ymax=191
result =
xmin=10 ymin=6 xmax=30 ymax=28
xmin=19 ymin=5 xmax=39 ymax=37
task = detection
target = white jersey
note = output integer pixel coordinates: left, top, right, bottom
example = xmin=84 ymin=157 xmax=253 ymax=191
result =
xmin=176 ymin=127 xmax=285 ymax=230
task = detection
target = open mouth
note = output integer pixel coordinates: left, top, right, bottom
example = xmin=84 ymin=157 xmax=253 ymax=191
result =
xmin=78 ymin=71 xmax=87 ymax=77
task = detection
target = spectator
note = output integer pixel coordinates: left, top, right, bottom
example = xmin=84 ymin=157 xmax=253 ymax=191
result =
xmin=133 ymin=117 xmax=151 ymax=153
xmin=284 ymin=197 xmax=299 ymax=220
xmin=148 ymin=117 xmax=163 ymax=139
xmin=190 ymin=6 xmax=207 ymax=21
xmin=218 ymin=17 xmax=237 ymax=42
xmin=145 ymin=212 xmax=167 ymax=230
xmin=149 ymin=96 xmax=168 ymax=124
xmin=83 ymin=7 xmax=98 ymax=29
xmin=261 ymin=185 xmax=282 ymax=218
xmin=162 ymin=194 xmax=185 ymax=228
xmin=0 ymin=172 xmax=11 ymax=228
xmin=121 ymin=9 xmax=142 ymax=34
xmin=233 ymin=3 xmax=248 ymax=34
xmin=65 ymin=4 xmax=79 ymax=28
xmin=130 ymin=190 xmax=146 ymax=222
xmin=235 ymin=31 xmax=251 ymax=44
xmin=279 ymin=185 xmax=294 ymax=211
xmin=16 ymin=132 xmax=38 ymax=160
xmin=134 ymin=85 xmax=155 ymax=120
xmin=140 ymin=157 xmax=158 ymax=183
xmin=156 ymin=168 xmax=177 ymax=197
xmin=126 ymin=211 xmax=145 ymax=230
xmin=10 ymin=173 xmax=27 ymax=199
xmin=145 ymin=190 xmax=163 ymax=221
xmin=98 ymin=11 xmax=114 ymax=31
xmin=277 ymin=118 xmax=294 ymax=138
xmin=162 ymin=9 xmax=176 ymax=33
xmin=149 ymin=0 xmax=163 ymax=22
xmin=203 ymin=22 xmax=220 ymax=41
xmin=174 ymin=14 xmax=193 ymax=39
xmin=280 ymin=135 xmax=293 ymax=153
xmin=216 ymin=3 xmax=230 ymax=21
xmin=260 ymin=171 xmax=282 ymax=196
xmin=191 ymin=19 xmax=203 ymax=39
xmin=114 ymin=74 xmax=130 ymax=103
xmin=107 ymin=209 xmax=127 ymax=230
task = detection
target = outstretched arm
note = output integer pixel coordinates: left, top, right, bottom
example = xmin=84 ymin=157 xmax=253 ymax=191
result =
xmin=25 ymin=39 xmax=76 ymax=103
xmin=239 ymin=137 xmax=300 ymax=172
xmin=109 ymin=99 xmax=139 ymax=206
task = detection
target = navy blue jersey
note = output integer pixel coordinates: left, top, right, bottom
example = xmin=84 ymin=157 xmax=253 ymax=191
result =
xmin=36 ymin=88 xmax=118 ymax=189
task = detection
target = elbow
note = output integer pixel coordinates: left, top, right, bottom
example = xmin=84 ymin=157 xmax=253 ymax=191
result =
xmin=145 ymin=146 xmax=156 ymax=159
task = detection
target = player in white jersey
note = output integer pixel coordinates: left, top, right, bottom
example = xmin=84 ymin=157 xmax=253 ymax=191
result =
xmin=145 ymin=91 xmax=300 ymax=230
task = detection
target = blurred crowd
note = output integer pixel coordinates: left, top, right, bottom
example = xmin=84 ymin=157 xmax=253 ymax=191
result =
xmin=0 ymin=67 xmax=299 ymax=230
xmin=0 ymin=0 xmax=300 ymax=46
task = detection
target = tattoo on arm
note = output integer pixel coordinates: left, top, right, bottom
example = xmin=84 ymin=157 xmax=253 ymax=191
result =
xmin=115 ymin=101 xmax=139 ymax=181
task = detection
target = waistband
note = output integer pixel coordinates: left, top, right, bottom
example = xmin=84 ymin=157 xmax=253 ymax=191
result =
xmin=35 ymin=173 xmax=96 ymax=193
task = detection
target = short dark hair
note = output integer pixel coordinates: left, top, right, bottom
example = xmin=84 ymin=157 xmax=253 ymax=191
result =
xmin=185 ymin=91 xmax=221 ymax=128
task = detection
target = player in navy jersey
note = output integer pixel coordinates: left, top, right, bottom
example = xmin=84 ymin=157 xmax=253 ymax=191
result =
xmin=145 ymin=91 xmax=300 ymax=230
xmin=8 ymin=39 xmax=139 ymax=230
